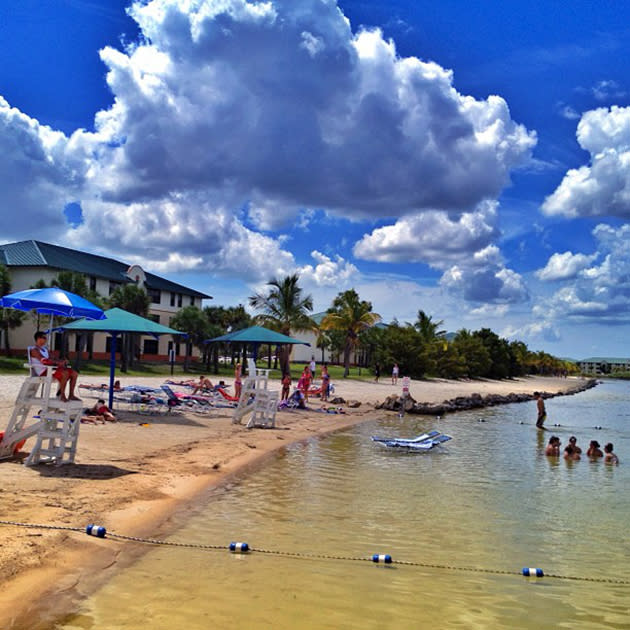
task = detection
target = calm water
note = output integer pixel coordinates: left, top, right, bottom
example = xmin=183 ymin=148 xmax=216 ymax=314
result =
xmin=57 ymin=380 xmax=630 ymax=629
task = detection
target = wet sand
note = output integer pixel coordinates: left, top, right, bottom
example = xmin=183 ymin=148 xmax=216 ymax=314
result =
xmin=0 ymin=373 xmax=584 ymax=628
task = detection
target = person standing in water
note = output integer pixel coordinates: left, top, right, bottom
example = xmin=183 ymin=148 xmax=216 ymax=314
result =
xmin=534 ymin=392 xmax=547 ymax=429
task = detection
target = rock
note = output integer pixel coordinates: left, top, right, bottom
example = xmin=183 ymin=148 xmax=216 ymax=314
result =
xmin=330 ymin=396 xmax=346 ymax=405
xmin=346 ymin=400 xmax=361 ymax=408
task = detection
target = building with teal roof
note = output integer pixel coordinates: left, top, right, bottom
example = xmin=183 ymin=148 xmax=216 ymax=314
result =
xmin=0 ymin=240 xmax=210 ymax=360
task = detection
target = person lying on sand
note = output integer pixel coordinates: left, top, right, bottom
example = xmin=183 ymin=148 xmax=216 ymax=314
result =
xmin=88 ymin=399 xmax=116 ymax=422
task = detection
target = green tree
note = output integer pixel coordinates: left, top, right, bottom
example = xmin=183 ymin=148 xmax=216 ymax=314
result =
xmin=0 ymin=264 xmax=25 ymax=356
xmin=320 ymin=289 xmax=381 ymax=378
xmin=414 ymin=310 xmax=446 ymax=343
xmin=249 ymin=275 xmax=314 ymax=375
xmin=170 ymin=305 xmax=211 ymax=372
xmin=107 ymin=284 xmax=151 ymax=371
xmin=452 ymin=329 xmax=492 ymax=378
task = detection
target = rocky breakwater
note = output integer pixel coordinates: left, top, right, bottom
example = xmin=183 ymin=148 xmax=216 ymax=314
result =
xmin=375 ymin=378 xmax=598 ymax=416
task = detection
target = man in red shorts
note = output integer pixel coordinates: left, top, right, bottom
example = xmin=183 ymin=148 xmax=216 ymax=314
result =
xmin=29 ymin=331 xmax=80 ymax=402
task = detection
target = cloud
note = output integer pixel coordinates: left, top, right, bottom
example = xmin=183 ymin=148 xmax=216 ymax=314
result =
xmin=543 ymin=106 xmax=630 ymax=219
xmin=556 ymin=101 xmax=580 ymax=120
xmin=353 ymin=200 xmax=499 ymax=265
xmin=535 ymin=251 xmax=599 ymax=281
xmin=591 ymin=79 xmax=626 ymax=102
xmin=0 ymin=0 xmax=534 ymax=284
xmin=440 ymin=245 xmax=529 ymax=304
xmin=354 ymin=202 xmax=528 ymax=304
xmin=0 ymin=97 xmax=91 ymax=239
xmin=87 ymin=1 xmax=534 ymax=217
xmin=502 ymin=321 xmax=561 ymax=343
xmin=532 ymin=223 xmax=630 ymax=322
xmin=297 ymin=250 xmax=358 ymax=287
xmin=64 ymin=192 xmax=296 ymax=282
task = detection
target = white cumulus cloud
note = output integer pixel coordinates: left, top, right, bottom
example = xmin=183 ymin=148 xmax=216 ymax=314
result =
xmin=535 ymin=251 xmax=599 ymax=281
xmin=543 ymin=106 xmax=630 ymax=218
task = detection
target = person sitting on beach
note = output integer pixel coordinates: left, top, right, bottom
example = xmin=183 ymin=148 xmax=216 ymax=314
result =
xmin=90 ymin=399 xmax=116 ymax=422
xmin=192 ymin=376 xmax=213 ymax=395
xmin=287 ymin=389 xmax=306 ymax=409
xmin=564 ymin=444 xmax=580 ymax=460
xmin=587 ymin=440 xmax=603 ymax=458
xmin=545 ymin=436 xmax=561 ymax=456
xmin=604 ymin=442 xmax=619 ymax=464
xmin=567 ymin=436 xmax=582 ymax=455
xmin=29 ymin=331 xmax=80 ymax=402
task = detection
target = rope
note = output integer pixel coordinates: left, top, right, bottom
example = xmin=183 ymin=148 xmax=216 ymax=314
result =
xmin=1 ymin=520 xmax=629 ymax=585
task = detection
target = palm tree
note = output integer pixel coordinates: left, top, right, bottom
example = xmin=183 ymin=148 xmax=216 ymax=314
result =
xmin=249 ymin=274 xmax=314 ymax=375
xmin=320 ymin=289 xmax=381 ymax=377
xmin=414 ymin=310 xmax=446 ymax=343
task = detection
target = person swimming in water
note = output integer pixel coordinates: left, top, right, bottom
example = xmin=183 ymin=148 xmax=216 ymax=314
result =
xmin=604 ymin=442 xmax=619 ymax=465
xmin=545 ymin=436 xmax=561 ymax=456
xmin=587 ymin=440 xmax=603 ymax=458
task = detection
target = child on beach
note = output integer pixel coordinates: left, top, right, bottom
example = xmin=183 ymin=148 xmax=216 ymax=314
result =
xmin=321 ymin=364 xmax=330 ymax=402
xmin=604 ymin=443 xmax=619 ymax=464
xmin=281 ymin=373 xmax=291 ymax=401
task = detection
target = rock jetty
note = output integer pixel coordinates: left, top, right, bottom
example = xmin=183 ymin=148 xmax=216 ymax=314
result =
xmin=375 ymin=378 xmax=598 ymax=416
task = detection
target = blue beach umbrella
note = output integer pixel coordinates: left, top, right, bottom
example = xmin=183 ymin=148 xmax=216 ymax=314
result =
xmin=0 ymin=287 xmax=106 ymax=323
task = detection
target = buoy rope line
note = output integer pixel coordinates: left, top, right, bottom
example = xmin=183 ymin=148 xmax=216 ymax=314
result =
xmin=1 ymin=519 xmax=629 ymax=585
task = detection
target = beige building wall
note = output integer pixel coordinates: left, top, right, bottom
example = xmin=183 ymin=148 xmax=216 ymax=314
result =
xmin=3 ymin=265 xmax=204 ymax=361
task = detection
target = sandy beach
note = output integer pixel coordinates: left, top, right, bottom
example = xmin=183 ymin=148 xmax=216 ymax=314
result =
xmin=0 ymin=372 xmax=588 ymax=629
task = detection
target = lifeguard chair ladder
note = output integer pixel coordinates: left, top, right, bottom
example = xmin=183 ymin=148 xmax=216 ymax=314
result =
xmin=232 ymin=359 xmax=278 ymax=429
xmin=0 ymin=362 xmax=82 ymax=466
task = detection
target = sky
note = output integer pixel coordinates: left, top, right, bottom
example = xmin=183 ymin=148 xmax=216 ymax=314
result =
xmin=2 ymin=0 xmax=630 ymax=359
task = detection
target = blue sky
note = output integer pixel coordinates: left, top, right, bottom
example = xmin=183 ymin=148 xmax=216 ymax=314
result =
xmin=2 ymin=0 xmax=630 ymax=359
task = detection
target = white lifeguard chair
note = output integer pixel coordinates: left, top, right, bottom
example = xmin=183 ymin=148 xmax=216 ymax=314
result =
xmin=232 ymin=359 xmax=278 ymax=429
xmin=0 ymin=353 xmax=83 ymax=466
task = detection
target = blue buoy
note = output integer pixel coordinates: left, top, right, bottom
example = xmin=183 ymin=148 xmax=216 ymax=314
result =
xmin=372 ymin=554 xmax=392 ymax=564
xmin=86 ymin=524 xmax=106 ymax=538
xmin=522 ymin=567 xmax=544 ymax=577
xmin=229 ymin=541 xmax=249 ymax=553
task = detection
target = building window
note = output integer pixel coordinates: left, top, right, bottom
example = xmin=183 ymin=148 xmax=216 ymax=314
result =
xmin=168 ymin=340 xmax=181 ymax=356
xmin=148 ymin=314 xmax=160 ymax=323
xmin=89 ymin=276 xmax=97 ymax=292
xmin=170 ymin=292 xmax=176 ymax=307
xmin=143 ymin=339 xmax=159 ymax=354
xmin=147 ymin=288 xmax=161 ymax=304
xmin=177 ymin=293 xmax=183 ymax=307
xmin=190 ymin=296 xmax=195 ymax=306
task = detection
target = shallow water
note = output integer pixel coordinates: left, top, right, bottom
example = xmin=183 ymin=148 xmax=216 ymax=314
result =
xmin=57 ymin=380 xmax=630 ymax=629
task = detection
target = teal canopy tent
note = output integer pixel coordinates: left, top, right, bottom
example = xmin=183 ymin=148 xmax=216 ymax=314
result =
xmin=205 ymin=325 xmax=309 ymax=361
xmin=59 ymin=307 xmax=184 ymax=407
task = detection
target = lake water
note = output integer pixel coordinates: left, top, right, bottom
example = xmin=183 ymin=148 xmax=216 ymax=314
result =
xmin=56 ymin=379 xmax=630 ymax=629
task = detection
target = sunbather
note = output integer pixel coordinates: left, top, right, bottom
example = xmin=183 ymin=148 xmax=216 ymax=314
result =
xmin=89 ymin=399 xmax=116 ymax=422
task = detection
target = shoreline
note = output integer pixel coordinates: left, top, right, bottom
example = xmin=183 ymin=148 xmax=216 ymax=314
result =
xmin=0 ymin=374 xmax=592 ymax=629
